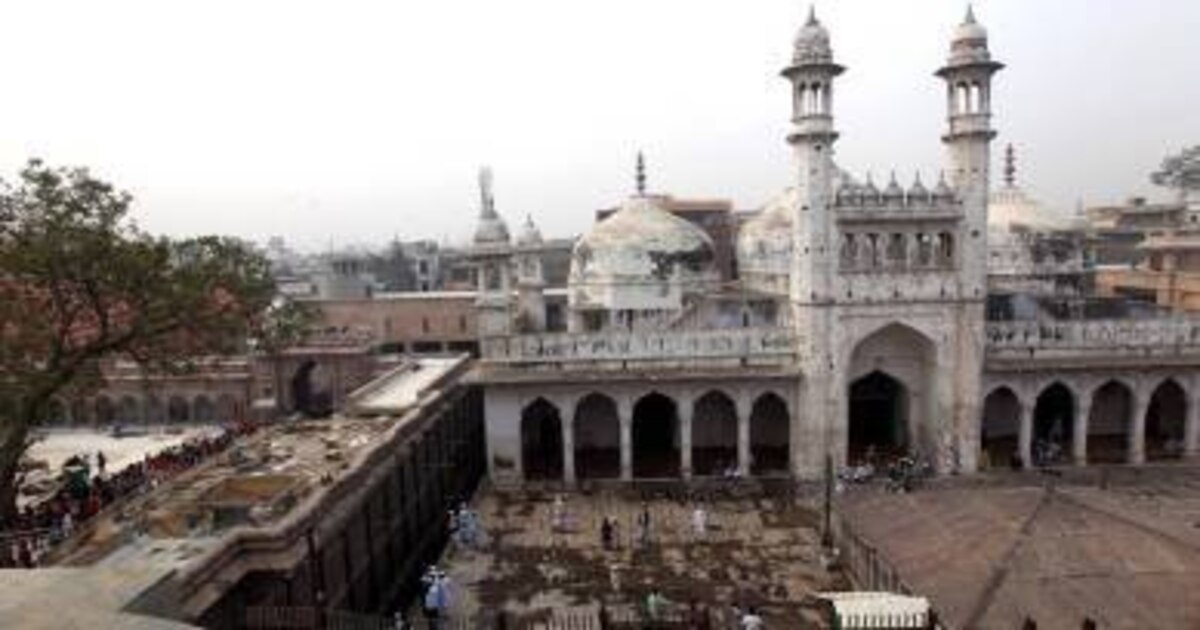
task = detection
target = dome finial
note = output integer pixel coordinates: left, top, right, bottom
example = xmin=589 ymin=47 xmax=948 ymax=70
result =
xmin=806 ymin=5 xmax=819 ymax=27
xmin=964 ymin=3 xmax=977 ymax=25
xmin=1004 ymin=143 xmax=1016 ymax=186
xmin=478 ymin=166 xmax=496 ymax=218
xmin=636 ymin=151 xmax=647 ymax=196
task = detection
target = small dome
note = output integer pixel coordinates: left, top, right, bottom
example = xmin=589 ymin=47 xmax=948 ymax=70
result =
xmin=570 ymin=195 xmax=718 ymax=309
xmin=517 ymin=214 xmax=543 ymax=246
xmin=946 ymin=6 xmax=993 ymax=66
xmin=909 ymin=174 xmax=929 ymax=201
xmin=793 ymin=7 xmax=832 ymax=64
xmin=741 ymin=188 xmax=796 ymax=238
xmin=933 ymin=173 xmax=955 ymax=202
xmin=954 ymin=6 xmax=987 ymax=44
xmin=883 ymin=173 xmax=905 ymax=203
xmin=862 ymin=175 xmax=880 ymax=204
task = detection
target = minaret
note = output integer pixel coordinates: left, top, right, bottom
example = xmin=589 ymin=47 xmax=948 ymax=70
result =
xmin=471 ymin=166 xmax=514 ymax=340
xmin=937 ymin=5 xmax=1003 ymax=298
xmin=515 ymin=214 xmax=547 ymax=332
xmin=782 ymin=6 xmax=844 ymax=478
xmin=782 ymin=6 xmax=843 ymax=309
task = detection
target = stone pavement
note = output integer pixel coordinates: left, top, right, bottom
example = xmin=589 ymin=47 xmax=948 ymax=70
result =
xmin=423 ymin=484 xmax=847 ymax=627
xmin=839 ymin=463 xmax=1200 ymax=630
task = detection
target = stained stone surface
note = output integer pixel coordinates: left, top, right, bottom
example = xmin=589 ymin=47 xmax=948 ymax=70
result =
xmin=423 ymin=485 xmax=847 ymax=627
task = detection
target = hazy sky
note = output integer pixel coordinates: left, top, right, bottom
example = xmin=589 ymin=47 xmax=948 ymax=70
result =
xmin=1 ymin=0 xmax=1197 ymax=250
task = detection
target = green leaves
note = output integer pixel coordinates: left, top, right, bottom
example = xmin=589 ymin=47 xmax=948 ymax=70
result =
xmin=1151 ymin=146 xmax=1200 ymax=192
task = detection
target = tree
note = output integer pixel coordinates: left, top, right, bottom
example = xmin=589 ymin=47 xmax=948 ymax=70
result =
xmin=1151 ymin=145 xmax=1200 ymax=197
xmin=0 ymin=159 xmax=276 ymax=521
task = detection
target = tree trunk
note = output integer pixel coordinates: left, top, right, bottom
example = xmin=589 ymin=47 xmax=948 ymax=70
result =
xmin=0 ymin=409 xmax=33 ymax=525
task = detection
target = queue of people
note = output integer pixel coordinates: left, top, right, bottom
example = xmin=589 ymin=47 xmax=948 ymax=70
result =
xmin=0 ymin=423 xmax=257 ymax=568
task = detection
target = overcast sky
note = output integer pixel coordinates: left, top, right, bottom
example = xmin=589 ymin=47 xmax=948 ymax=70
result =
xmin=1 ymin=0 xmax=1197 ymax=250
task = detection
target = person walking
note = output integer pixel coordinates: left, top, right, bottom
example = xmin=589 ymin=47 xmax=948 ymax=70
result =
xmin=601 ymin=516 xmax=615 ymax=550
xmin=636 ymin=503 xmax=651 ymax=547
xmin=691 ymin=504 xmax=707 ymax=539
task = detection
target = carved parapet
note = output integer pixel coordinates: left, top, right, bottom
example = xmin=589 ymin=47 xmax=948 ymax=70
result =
xmin=481 ymin=327 xmax=798 ymax=366
xmin=985 ymin=318 xmax=1200 ymax=363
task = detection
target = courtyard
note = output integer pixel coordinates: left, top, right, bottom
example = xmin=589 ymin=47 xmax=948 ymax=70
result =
xmin=422 ymin=482 xmax=847 ymax=627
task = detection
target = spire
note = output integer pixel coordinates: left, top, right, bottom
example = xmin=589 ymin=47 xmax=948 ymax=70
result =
xmin=636 ymin=151 xmax=647 ymax=196
xmin=1004 ymin=144 xmax=1016 ymax=186
xmin=964 ymin=4 xmax=976 ymax=25
xmin=478 ymin=166 xmax=496 ymax=218
xmin=806 ymin=5 xmax=818 ymax=26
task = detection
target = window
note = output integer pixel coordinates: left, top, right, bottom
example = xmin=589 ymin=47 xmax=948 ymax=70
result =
xmin=421 ymin=317 xmax=430 ymax=333
xmin=458 ymin=316 xmax=467 ymax=332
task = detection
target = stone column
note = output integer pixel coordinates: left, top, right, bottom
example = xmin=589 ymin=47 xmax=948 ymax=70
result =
xmin=562 ymin=402 xmax=576 ymax=485
xmin=736 ymin=394 xmax=752 ymax=476
xmin=619 ymin=400 xmax=633 ymax=481
xmin=1129 ymin=389 xmax=1149 ymax=465
xmin=679 ymin=401 xmax=694 ymax=480
xmin=1017 ymin=399 xmax=1033 ymax=469
xmin=1074 ymin=396 xmax=1092 ymax=466
xmin=1186 ymin=386 xmax=1200 ymax=459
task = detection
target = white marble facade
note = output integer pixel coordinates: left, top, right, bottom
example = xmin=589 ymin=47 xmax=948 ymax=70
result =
xmin=470 ymin=8 xmax=1200 ymax=484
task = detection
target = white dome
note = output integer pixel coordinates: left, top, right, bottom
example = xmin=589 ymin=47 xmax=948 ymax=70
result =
xmin=570 ymin=195 xmax=718 ymax=310
xmin=474 ymin=217 xmax=510 ymax=245
xmin=736 ymin=188 xmax=797 ymax=296
xmin=793 ymin=8 xmax=833 ymax=64
xmin=989 ymin=185 xmax=1067 ymax=232
xmin=517 ymin=214 xmax=543 ymax=246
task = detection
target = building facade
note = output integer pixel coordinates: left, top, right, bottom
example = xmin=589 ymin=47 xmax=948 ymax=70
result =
xmin=468 ymin=8 xmax=1200 ymax=485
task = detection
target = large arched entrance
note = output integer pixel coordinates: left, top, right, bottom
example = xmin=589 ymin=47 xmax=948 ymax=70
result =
xmin=291 ymin=360 xmax=332 ymax=417
xmin=981 ymin=387 xmax=1020 ymax=469
xmin=520 ymin=398 xmax=564 ymax=481
xmin=573 ymin=394 xmax=620 ymax=479
xmin=849 ymin=372 xmax=909 ymax=462
xmin=217 ymin=394 xmax=239 ymax=423
xmin=691 ymin=391 xmax=737 ymax=476
xmin=194 ymin=396 xmax=215 ymax=424
xmin=632 ymin=393 xmax=680 ymax=478
xmin=1088 ymin=381 xmax=1133 ymax=464
xmin=95 ymin=396 xmax=116 ymax=425
xmin=1033 ymin=383 xmax=1074 ymax=466
xmin=847 ymin=323 xmax=934 ymax=465
xmin=168 ymin=396 xmax=190 ymax=423
xmin=118 ymin=396 xmax=140 ymax=424
xmin=750 ymin=392 xmax=790 ymax=475
xmin=1146 ymin=379 xmax=1187 ymax=460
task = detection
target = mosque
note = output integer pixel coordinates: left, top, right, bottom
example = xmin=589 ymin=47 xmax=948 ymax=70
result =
xmin=468 ymin=7 xmax=1200 ymax=484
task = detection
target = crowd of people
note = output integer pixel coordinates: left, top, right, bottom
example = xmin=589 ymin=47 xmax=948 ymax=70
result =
xmin=0 ymin=422 xmax=257 ymax=568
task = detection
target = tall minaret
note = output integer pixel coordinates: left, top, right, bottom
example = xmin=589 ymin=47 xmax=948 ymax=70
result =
xmin=783 ymin=6 xmax=843 ymax=309
xmin=782 ymin=7 xmax=844 ymax=478
xmin=471 ymin=166 xmax=514 ymax=340
xmin=937 ymin=5 xmax=1003 ymax=299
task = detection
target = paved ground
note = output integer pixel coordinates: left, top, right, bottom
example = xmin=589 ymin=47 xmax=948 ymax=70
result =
xmin=22 ymin=426 xmax=223 ymax=506
xmin=425 ymin=484 xmax=847 ymax=627
xmin=839 ymin=463 xmax=1200 ymax=630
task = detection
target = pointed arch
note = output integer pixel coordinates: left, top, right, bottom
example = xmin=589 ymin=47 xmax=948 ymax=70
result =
xmin=118 ymin=395 xmax=140 ymax=424
xmin=692 ymin=390 xmax=737 ymax=476
xmin=168 ymin=395 xmax=190 ymax=423
xmin=521 ymin=397 xmax=563 ymax=481
xmin=1033 ymin=382 xmax=1075 ymax=466
xmin=94 ymin=396 xmax=116 ymax=425
xmin=193 ymin=396 xmax=215 ymax=423
xmin=573 ymin=393 xmax=619 ymax=479
xmin=1087 ymin=380 xmax=1133 ymax=464
xmin=750 ymin=392 xmax=790 ymax=475
xmin=1146 ymin=378 xmax=1187 ymax=460
xmin=848 ymin=322 xmax=936 ymax=462
xmin=981 ymin=386 xmax=1020 ymax=469
xmin=632 ymin=391 xmax=680 ymax=478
